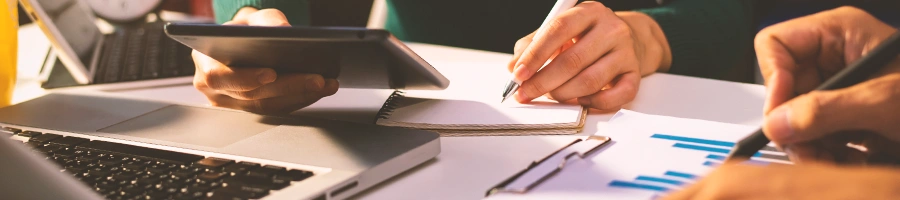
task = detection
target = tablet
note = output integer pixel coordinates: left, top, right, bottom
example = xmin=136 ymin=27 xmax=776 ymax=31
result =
xmin=164 ymin=23 xmax=449 ymax=90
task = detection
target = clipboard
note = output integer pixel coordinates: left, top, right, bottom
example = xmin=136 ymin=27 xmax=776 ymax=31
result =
xmin=486 ymin=136 xmax=612 ymax=197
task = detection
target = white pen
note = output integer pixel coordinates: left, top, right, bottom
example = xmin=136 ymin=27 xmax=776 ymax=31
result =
xmin=501 ymin=0 xmax=579 ymax=103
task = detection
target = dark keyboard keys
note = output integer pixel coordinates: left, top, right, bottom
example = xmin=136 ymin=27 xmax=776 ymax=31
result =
xmin=49 ymin=136 xmax=90 ymax=148
xmin=2 ymin=127 xmax=22 ymax=134
xmin=29 ymin=133 xmax=62 ymax=143
xmin=9 ymin=127 xmax=314 ymax=200
xmin=34 ymin=144 xmax=62 ymax=155
xmin=223 ymin=175 xmax=277 ymax=193
xmin=17 ymin=131 xmax=42 ymax=137
xmin=247 ymin=165 xmax=286 ymax=179
xmin=198 ymin=171 xmax=229 ymax=183
xmin=76 ymin=141 xmax=203 ymax=165
xmin=286 ymin=169 xmax=314 ymax=181
xmin=211 ymin=186 xmax=269 ymax=199
xmin=146 ymin=163 xmax=177 ymax=174
xmin=223 ymin=162 xmax=259 ymax=176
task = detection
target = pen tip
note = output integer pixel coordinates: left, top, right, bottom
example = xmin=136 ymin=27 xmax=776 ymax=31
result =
xmin=500 ymin=97 xmax=507 ymax=103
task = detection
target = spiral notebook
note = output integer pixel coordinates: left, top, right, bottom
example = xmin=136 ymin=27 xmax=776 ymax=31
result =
xmin=375 ymin=91 xmax=588 ymax=136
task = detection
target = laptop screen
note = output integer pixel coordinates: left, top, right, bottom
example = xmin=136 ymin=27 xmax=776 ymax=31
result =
xmin=32 ymin=0 xmax=101 ymax=69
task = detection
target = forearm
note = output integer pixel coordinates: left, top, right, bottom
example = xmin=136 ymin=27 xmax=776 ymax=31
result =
xmin=634 ymin=0 xmax=754 ymax=81
xmin=617 ymin=11 xmax=672 ymax=75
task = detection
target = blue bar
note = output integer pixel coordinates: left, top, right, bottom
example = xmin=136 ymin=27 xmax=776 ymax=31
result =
xmin=636 ymin=176 xmax=685 ymax=186
xmin=609 ymin=180 xmax=670 ymax=192
xmin=673 ymin=143 xmax=763 ymax=157
xmin=673 ymin=143 xmax=730 ymax=154
xmin=663 ymin=171 xmax=698 ymax=179
xmin=703 ymin=161 xmax=720 ymax=167
xmin=651 ymin=134 xmax=735 ymax=147
xmin=706 ymin=154 xmax=726 ymax=161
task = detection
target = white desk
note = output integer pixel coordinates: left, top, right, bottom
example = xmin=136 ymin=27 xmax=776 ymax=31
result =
xmin=14 ymin=24 xmax=766 ymax=200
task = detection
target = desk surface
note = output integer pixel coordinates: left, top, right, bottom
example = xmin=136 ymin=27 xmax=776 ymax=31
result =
xmin=15 ymin=25 xmax=766 ymax=200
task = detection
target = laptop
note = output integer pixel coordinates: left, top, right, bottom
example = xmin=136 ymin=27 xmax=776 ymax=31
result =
xmin=0 ymin=93 xmax=440 ymax=200
xmin=19 ymin=0 xmax=196 ymax=89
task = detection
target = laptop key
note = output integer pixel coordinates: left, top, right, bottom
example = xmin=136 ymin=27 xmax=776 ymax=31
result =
xmin=193 ymin=157 xmax=235 ymax=170
xmin=29 ymin=133 xmax=62 ymax=143
xmin=223 ymin=175 xmax=275 ymax=193
xmin=198 ymin=171 xmax=229 ymax=182
xmin=286 ymin=169 xmax=314 ymax=181
xmin=211 ymin=186 xmax=268 ymax=199
xmin=246 ymin=165 xmax=286 ymax=179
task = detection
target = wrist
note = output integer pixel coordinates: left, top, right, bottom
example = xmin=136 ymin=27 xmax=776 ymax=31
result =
xmin=616 ymin=11 xmax=672 ymax=74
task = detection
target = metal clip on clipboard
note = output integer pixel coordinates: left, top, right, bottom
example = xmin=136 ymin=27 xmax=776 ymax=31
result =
xmin=486 ymin=136 xmax=612 ymax=197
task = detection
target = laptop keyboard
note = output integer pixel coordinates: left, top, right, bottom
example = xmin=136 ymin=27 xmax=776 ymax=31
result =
xmin=4 ymin=127 xmax=314 ymax=200
xmin=94 ymin=22 xmax=196 ymax=84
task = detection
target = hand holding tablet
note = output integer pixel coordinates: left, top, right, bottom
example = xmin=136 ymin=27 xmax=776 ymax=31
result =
xmin=167 ymin=8 xmax=448 ymax=114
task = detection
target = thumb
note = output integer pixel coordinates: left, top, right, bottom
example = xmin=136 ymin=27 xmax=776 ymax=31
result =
xmin=763 ymin=88 xmax=870 ymax=146
xmin=247 ymin=9 xmax=291 ymax=26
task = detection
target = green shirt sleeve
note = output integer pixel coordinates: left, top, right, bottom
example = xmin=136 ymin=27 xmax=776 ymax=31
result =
xmin=635 ymin=0 xmax=755 ymax=82
xmin=212 ymin=0 xmax=311 ymax=26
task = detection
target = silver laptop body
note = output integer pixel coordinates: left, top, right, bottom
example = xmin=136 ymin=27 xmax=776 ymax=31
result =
xmin=0 ymin=93 xmax=440 ymax=200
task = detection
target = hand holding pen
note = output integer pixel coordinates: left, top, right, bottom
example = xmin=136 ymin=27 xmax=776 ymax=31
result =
xmin=501 ymin=1 xmax=672 ymax=111
xmin=728 ymin=7 xmax=900 ymax=164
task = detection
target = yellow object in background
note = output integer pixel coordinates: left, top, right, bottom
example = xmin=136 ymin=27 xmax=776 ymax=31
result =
xmin=0 ymin=0 xmax=16 ymax=107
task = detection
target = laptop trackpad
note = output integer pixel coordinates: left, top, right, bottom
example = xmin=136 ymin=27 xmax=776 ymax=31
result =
xmin=99 ymin=105 xmax=277 ymax=148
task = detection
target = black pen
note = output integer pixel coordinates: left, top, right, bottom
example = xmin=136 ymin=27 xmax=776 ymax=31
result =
xmin=727 ymin=31 xmax=900 ymax=160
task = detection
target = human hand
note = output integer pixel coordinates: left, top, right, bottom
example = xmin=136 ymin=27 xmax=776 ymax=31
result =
xmin=664 ymin=162 xmax=900 ymax=199
xmin=192 ymin=8 xmax=338 ymax=114
xmin=755 ymin=6 xmax=900 ymax=164
xmin=507 ymin=2 xmax=671 ymax=111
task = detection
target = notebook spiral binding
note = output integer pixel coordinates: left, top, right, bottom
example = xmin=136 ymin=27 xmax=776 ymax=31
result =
xmin=375 ymin=90 xmax=406 ymax=120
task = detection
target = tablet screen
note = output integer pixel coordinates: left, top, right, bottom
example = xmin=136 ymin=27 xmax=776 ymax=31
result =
xmin=31 ymin=0 xmax=101 ymax=70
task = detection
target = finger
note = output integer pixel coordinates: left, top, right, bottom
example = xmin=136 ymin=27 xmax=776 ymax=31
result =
xmin=754 ymin=17 xmax=825 ymax=114
xmin=230 ymin=7 xmax=260 ymax=23
xmin=509 ymin=31 xmax=537 ymax=72
xmin=247 ymin=9 xmax=290 ymax=26
xmin=542 ymin=45 xmax=628 ymax=102
xmin=764 ymin=75 xmax=900 ymax=146
xmin=515 ymin=26 xmax=618 ymax=102
xmin=575 ymin=72 xmax=640 ymax=110
xmin=220 ymin=74 xmax=327 ymax=100
xmin=762 ymin=69 xmax=795 ymax=114
xmin=511 ymin=2 xmax=607 ymax=83
xmin=194 ymin=51 xmax=277 ymax=91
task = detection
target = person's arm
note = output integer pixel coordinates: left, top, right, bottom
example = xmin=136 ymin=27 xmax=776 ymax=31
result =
xmin=635 ymin=0 xmax=754 ymax=81
xmin=664 ymin=162 xmax=900 ymax=199
xmin=212 ymin=0 xmax=311 ymax=25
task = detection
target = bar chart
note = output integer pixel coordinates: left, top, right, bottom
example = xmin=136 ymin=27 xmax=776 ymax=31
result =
xmin=606 ymin=133 xmax=791 ymax=193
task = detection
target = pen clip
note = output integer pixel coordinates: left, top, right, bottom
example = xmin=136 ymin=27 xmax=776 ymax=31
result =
xmin=486 ymin=136 xmax=611 ymax=197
